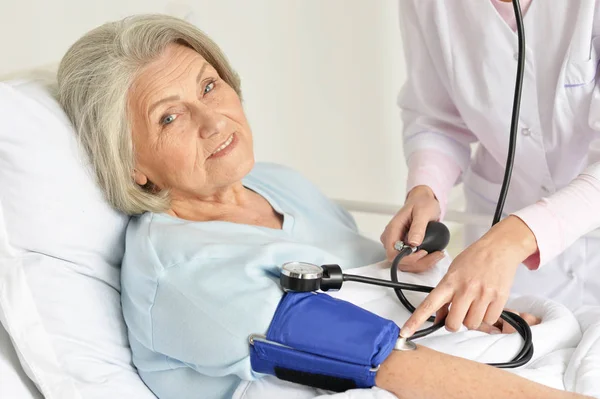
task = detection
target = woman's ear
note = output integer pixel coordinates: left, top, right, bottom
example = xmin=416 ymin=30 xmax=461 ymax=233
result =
xmin=133 ymin=169 xmax=148 ymax=186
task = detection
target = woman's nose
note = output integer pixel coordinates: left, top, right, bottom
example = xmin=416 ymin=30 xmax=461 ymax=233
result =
xmin=195 ymin=106 xmax=226 ymax=139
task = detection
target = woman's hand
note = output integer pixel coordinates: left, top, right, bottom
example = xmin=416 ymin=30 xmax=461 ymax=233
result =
xmin=381 ymin=185 xmax=444 ymax=272
xmin=401 ymin=215 xmax=539 ymax=338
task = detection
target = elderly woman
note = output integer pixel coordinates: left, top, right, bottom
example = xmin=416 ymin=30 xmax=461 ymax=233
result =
xmin=56 ymin=14 xmax=587 ymax=399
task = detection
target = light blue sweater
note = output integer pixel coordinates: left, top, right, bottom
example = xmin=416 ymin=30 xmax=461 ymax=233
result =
xmin=121 ymin=163 xmax=386 ymax=399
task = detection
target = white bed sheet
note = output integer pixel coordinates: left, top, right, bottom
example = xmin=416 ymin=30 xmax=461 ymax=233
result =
xmin=4 ymin=257 xmax=600 ymax=399
xmin=234 ymin=260 xmax=600 ymax=399
xmin=0 ymin=321 xmax=42 ymax=398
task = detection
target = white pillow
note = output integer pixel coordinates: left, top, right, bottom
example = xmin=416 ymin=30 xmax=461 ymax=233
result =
xmin=0 ymin=309 xmax=42 ymax=399
xmin=0 ymin=78 xmax=156 ymax=398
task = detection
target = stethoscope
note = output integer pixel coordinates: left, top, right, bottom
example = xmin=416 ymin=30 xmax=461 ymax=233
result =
xmin=279 ymin=0 xmax=531 ymax=369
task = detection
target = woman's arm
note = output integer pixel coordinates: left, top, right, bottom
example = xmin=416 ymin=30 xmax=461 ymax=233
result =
xmin=376 ymin=346 xmax=590 ymax=399
xmin=149 ymin=254 xmax=281 ymax=380
xmin=142 ymin=251 xmax=583 ymax=398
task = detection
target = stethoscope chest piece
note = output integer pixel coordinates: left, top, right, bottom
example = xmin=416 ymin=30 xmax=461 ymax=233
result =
xmin=394 ymin=337 xmax=417 ymax=351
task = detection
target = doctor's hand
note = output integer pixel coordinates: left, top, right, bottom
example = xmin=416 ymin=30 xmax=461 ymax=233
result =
xmin=476 ymin=309 xmax=542 ymax=335
xmin=381 ymin=185 xmax=443 ymax=272
xmin=400 ymin=215 xmax=539 ymax=338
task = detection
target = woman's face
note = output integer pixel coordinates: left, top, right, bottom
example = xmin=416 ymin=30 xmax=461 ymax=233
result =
xmin=128 ymin=43 xmax=254 ymax=200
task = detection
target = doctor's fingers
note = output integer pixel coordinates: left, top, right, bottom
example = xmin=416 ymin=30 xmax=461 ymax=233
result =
xmin=433 ymin=303 xmax=449 ymax=325
xmin=397 ymin=251 xmax=445 ymax=273
xmin=475 ymin=321 xmax=503 ymax=334
xmin=381 ymin=211 xmax=411 ymax=261
xmin=444 ymin=293 xmax=482 ymax=332
xmin=520 ymin=312 xmax=542 ymax=326
xmin=482 ymin=297 xmax=509 ymax=327
xmin=405 ymin=205 xmax=438 ymax=247
xmin=494 ymin=310 xmax=541 ymax=334
xmin=395 ymin=250 xmax=427 ymax=269
xmin=401 ymin=285 xmax=453 ymax=338
xmin=463 ymin=297 xmax=493 ymax=331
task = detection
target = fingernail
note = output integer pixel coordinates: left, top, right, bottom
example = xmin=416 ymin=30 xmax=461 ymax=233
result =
xmin=491 ymin=330 xmax=501 ymax=335
xmin=408 ymin=234 xmax=421 ymax=245
xmin=400 ymin=329 xmax=412 ymax=338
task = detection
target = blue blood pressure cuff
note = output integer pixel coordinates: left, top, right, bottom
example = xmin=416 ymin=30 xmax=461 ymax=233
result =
xmin=249 ymin=292 xmax=400 ymax=392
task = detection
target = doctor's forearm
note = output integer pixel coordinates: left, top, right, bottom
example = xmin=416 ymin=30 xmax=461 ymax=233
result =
xmin=375 ymin=345 xmax=590 ymax=399
xmin=513 ymin=167 xmax=600 ymax=268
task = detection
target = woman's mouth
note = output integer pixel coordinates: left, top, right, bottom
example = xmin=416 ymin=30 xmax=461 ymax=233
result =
xmin=208 ymin=133 xmax=237 ymax=158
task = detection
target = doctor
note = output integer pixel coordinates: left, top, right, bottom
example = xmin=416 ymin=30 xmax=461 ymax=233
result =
xmin=382 ymin=0 xmax=600 ymax=339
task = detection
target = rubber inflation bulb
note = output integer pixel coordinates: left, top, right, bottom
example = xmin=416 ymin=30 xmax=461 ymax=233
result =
xmin=418 ymin=221 xmax=450 ymax=253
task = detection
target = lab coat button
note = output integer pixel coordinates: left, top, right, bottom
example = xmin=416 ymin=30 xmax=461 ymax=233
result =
xmin=513 ymin=52 xmax=519 ymax=61
xmin=568 ymin=271 xmax=576 ymax=279
xmin=521 ymin=128 xmax=531 ymax=136
xmin=541 ymin=185 xmax=551 ymax=194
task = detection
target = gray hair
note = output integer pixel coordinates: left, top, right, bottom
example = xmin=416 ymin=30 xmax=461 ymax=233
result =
xmin=57 ymin=14 xmax=242 ymax=215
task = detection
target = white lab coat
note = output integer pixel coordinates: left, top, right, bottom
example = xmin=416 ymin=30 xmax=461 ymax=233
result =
xmin=398 ymin=0 xmax=600 ymax=309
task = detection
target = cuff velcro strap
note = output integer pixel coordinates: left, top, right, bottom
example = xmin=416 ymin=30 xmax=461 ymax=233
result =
xmin=249 ymin=292 xmax=399 ymax=391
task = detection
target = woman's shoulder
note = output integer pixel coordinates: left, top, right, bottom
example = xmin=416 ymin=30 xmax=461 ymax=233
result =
xmin=122 ymin=212 xmax=166 ymax=277
xmin=246 ymin=162 xmax=358 ymax=231
xmin=247 ymin=162 xmax=310 ymax=184
xmin=245 ymin=162 xmax=325 ymax=200
xmin=123 ymin=212 xmax=239 ymax=275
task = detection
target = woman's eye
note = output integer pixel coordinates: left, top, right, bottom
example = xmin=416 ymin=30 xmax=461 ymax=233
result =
xmin=161 ymin=114 xmax=177 ymax=125
xmin=204 ymin=81 xmax=215 ymax=94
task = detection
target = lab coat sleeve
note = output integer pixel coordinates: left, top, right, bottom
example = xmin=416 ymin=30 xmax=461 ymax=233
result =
xmin=512 ymin=162 xmax=600 ymax=269
xmin=406 ymin=150 xmax=462 ymax=219
xmin=398 ymin=2 xmax=477 ymax=202
xmin=149 ymin=254 xmax=283 ymax=381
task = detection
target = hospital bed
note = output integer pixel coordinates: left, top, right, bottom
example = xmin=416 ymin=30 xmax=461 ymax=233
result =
xmin=2 ymin=75 xmax=600 ymax=399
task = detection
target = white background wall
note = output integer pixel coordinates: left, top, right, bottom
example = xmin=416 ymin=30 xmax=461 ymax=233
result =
xmin=1 ymin=0 xmax=464 ymax=248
